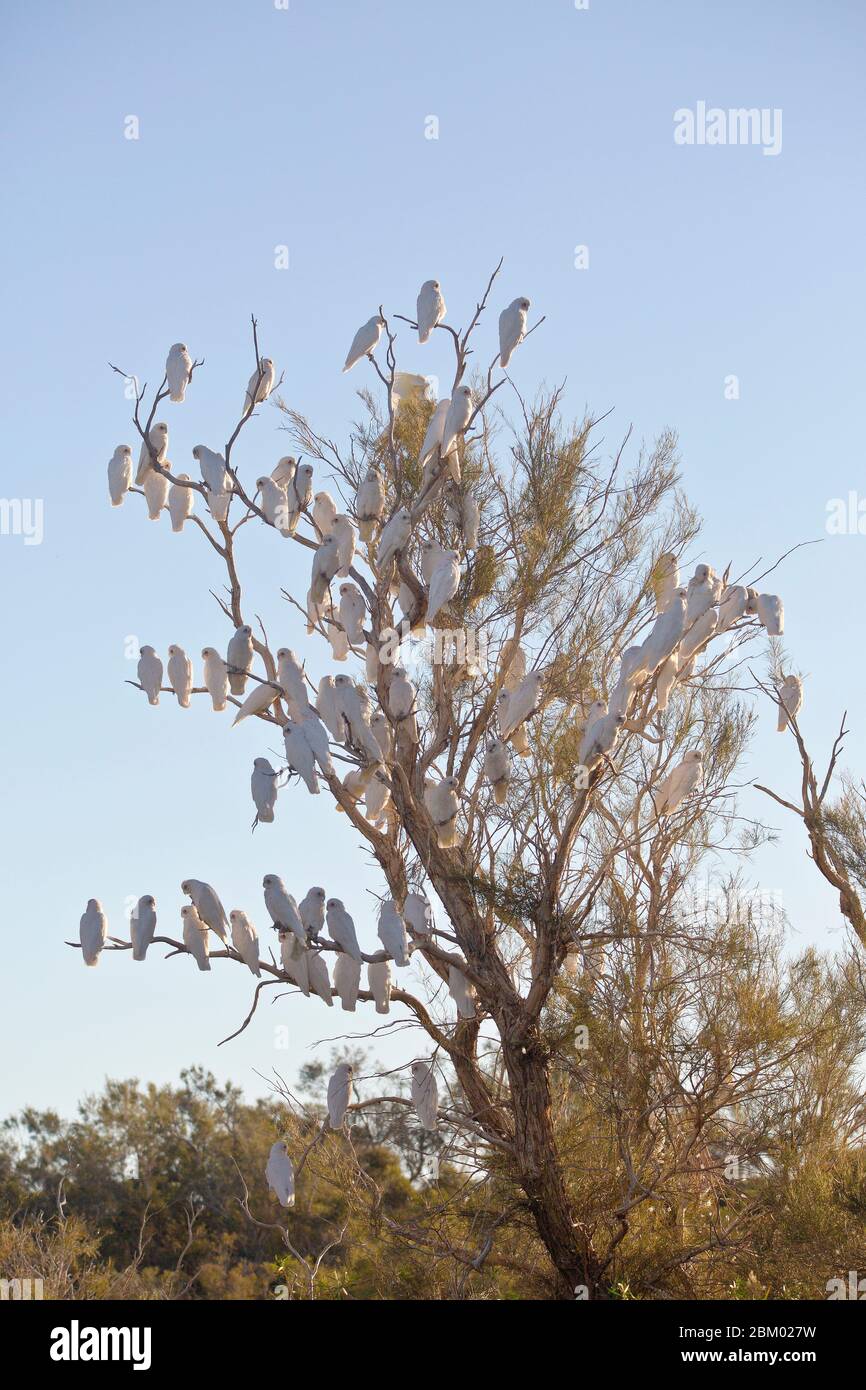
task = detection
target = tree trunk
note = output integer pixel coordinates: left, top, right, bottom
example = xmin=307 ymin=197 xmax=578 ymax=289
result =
xmin=503 ymin=1036 xmax=607 ymax=1299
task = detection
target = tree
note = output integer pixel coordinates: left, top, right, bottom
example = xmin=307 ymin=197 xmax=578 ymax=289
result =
xmin=82 ymin=262 xmax=865 ymax=1299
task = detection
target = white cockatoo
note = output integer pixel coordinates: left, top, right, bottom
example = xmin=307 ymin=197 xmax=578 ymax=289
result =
xmin=244 ymin=357 xmax=275 ymax=412
xmin=332 ymin=675 xmax=381 ymax=759
xmin=653 ymin=750 xmax=704 ymax=816
xmin=579 ymin=704 xmax=625 ymax=768
xmin=256 ymin=475 xmax=290 ymax=533
xmin=426 ymin=550 xmax=461 ymax=625
xmin=320 ymin=593 xmax=349 ymax=662
xmin=135 ymin=421 xmax=168 ymax=483
xmin=201 ymin=647 xmax=230 ymax=711
xmin=655 ymin=651 xmax=679 ymax=712
xmin=376 ymin=506 xmax=412 ymax=574
xmin=108 ymin=445 xmax=133 ymax=506
xmin=336 ymin=763 xmax=380 ymax=813
xmin=137 ymin=646 xmax=163 ymax=705
xmin=313 ymin=490 xmax=338 ymax=537
xmin=343 ymin=315 xmax=384 ymax=372
xmin=498 ymin=296 xmax=530 ymax=369
xmin=638 ymin=589 xmax=687 ymax=674
xmin=338 ymin=583 xmax=366 ymax=645
xmin=717 ymin=584 xmax=748 ymax=632
xmin=299 ymin=712 xmax=335 ymax=778
xmin=609 ymin=646 xmax=646 ymax=718
xmin=679 ymin=606 xmax=719 ymax=666
xmin=143 ymin=466 xmax=169 ymax=519
xmin=685 ymin=565 xmax=721 ymax=624
xmin=499 ymin=670 xmax=542 ymax=740
xmin=327 ymin=1063 xmax=354 ymax=1127
xmin=181 ymin=905 xmax=211 ymax=971
xmin=181 ymin=879 xmax=229 ymax=942
xmin=286 ymin=464 xmax=314 ymax=529
xmin=280 ymin=930 xmax=310 ymax=994
xmin=167 ymin=644 xmax=193 ymax=708
xmin=403 ymin=891 xmax=433 ymax=938
xmin=166 ymin=343 xmax=192 ymax=402
xmin=651 ymin=553 xmax=680 ymax=614
xmin=417 ymin=279 xmax=446 ymax=343
xmin=229 ymin=909 xmax=261 ymax=976
xmin=168 ymin=475 xmax=195 ymax=532
xmin=419 ymin=540 xmax=447 ymax=587
xmin=367 ymin=958 xmax=393 ymax=1014
xmin=316 ymin=675 xmax=344 ymax=742
xmin=777 ymin=674 xmax=803 ymax=731
xmin=226 ymin=625 xmax=254 ymax=696
xmin=440 ymin=385 xmax=473 ymax=458
xmin=462 ymin=492 xmax=481 ymax=550
xmin=130 ymin=895 xmax=156 ymax=961
xmin=266 ymin=1140 xmax=295 ymax=1207
xmin=276 ymin=648 xmax=312 ymax=720
xmin=251 ymin=757 xmax=279 ymax=824
xmin=263 ymin=874 xmax=306 ymax=943
xmin=427 ymin=776 xmax=460 ymax=847
xmin=333 ymin=953 xmax=362 ymax=1012
xmin=80 ymin=899 xmax=107 ymax=966
xmin=326 ymin=898 xmax=363 ymax=961
xmin=483 ymin=738 xmax=512 ymax=805
xmin=448 ymin=963 xmax=476 ymax=1019
xmin=365 ymin=769 xmax=392 ymax=826
xmin=231 ymin=679 xmax=279 ymax=727
xmin=192 ymin=445 xmax=232 ymax=522
xmin=283 ymin=719 xmax=319 ymax=794
xmin=299 ymin=886 xmax=326 ymax=937
xmin=496 ymin=690 xmax=530 ymax=756
xmin=756 ymin=593 xmax=784 ymax=636
xmin=411 ymin=1061 xmax=439 ymax=1131
xmin=331 ymin=514 xmax=357 ymax=578
xmin=388 ymin=668 xmax=418 ymax=742
xmin=418 ymin=398 xmax=452 ymax=480
xmin=355 ymin=466 xmax=385 ymax=542
xmin=370 ymin=710 xmax=394 ymax=762
xmin=272 ymin=455 xmax=296 ymax=487
xmin=378 ymin=900 xmax=410 ymax=966
xmin=307 ymin=950 xmax=333 ymax=1006
xmin=310 ymin=534 xmax=341 ymax=604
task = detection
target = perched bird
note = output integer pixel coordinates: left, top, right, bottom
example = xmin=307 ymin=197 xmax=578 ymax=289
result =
xmin=331 ymin=514 xmax=357 ymax=578
xmin=368 ymin=958 xmax=393 ymax=1014
xmin=288 ymin=463 xmax=314 ymax=521
xmin=609 ymin=647 xmax=646 ymax=718
xmin=498 ymin=296 xmax=531 ymax=369
xmin=343 ymin=315 xmax=385 ymax=372
xmin=403 ymin=891 xmax=433 ymax=938
xmin=411 ymin=1061 xmax=439 ymax=1131
xmin=306 ymin=949 xmax=333 ymax=1007
xmin=427 ymin=776 xmax=460 ymax=847
xmin=167 ymin=644 xmax=193 ymax=708
xmin=427 ymin=550 xmax=461 ymax=624
xmin=263 ymin=874 xmax=306 ymax=942
xmin=376 ymin=507 xmax=412 ymax=574
xmin=135 ymin=422 xmax=168 ymax=484
xmin=717 ymin=584 xmax=748 ymax=632
xmin=499 ymin=670 xmax=542 ymax=740
xmin=168 ymin=476 xmax=195 ymax=532
xmin=327 ymin=1063 xmax=354 ymax=1128
xmin=313 ymin=490 xmax=338 ymax=536
xmin=777 ymin=674 xmax=803 ymax=731
xmin=143 ymin=467 xmax=169 ymax=520
xmin=370 ymin=709 xmax=394 ymax=762
xmin=181 ymin=905 xmax=211 ymax=971
xmin=339 ymin=583 xmax=366 ymax=646
xmin=137 ymin=646 xmax=163 ymax=705
xmin=299 ymin=886 xmax=326 ymax=937
xmin=388 ymin=668 xmax=418 ymax=743
xmin=229 ymin=909 xmax=261 ymax=976
xmin=280 ymin=931 xmax=310 ymax=994
xmin=192 ymin=445 xmax=232 ymax=523
xmin=283 ymin=719 xmax=319 ymax=793
xmin=336 ymin=763 xmax=381 ymax=813
xmin=130 ymin=895 xmax=156 ymax=962
xmin=334 ymin=675 xmax=383 ymax=759
xmin=419 ymin=540 xmax=447 ymax=588
xmin=448 ymin=964 xmax=476 ymax=1019
xmin=231 ymin=679 xmax=280 ymax=727
xmin=201 ymin=647 xmax=230 ymax=711
xmin=333 ymin=953 xmax=361 ymax=1012
xmin=365 ymin=770 xmax=392 ymax=826
xmin=378 ymin=900 xmax=410 ymax=966
xmin=227 ymin=625 xmax=254 ymax=695
xmin=686 ymin=565 xmax=720 ymax=624
xmin=108 ymin=445 xmax=133 ymax=506
xmin=440 ymin=385 xmax=473 ymax=458
xmin=244 ymin=357 xmax=275 ymax=412
xmin=310 ymin=534 xmax=341 ymax=604
xmin=166 ymin=343 xmax=193 ymax=403
xmin=256 ymin=475 xmax=290 ymax=533
xmin=276 ymin=648 xmax=312 ymax=720
xmin=651 ymin=553 xmax=680 ymax=614
xmin=272 ymin=455 xmax=296 ymax=487
xmin=265 ymin=1140 xmax=295 ymax=1208
xmin=355 ymin=466 xmax=385 ymax=542
xmin=497 ymin=690 xmax=530 ymax=756
xmin=299 ymin=713 xmax=335 ymax=779
xmin=462 ymin=492 xmax=481 ymax=550
xmin=417 ymin=279 xmax=447 ymax=343
xmin=80 ymin=899 xmax=107 ymax=967
xmin=756 ymin=593 xmax=784 ymax=636
xmin=326 ymin=898 xmax=363 ymax=961
xmin=316 ymin=676 xmax=345 ymax=742
xmin=418 ymin=398 xmax=452 ymax=479
xmin=638 ymin=589 xmax=687 ymax=674
xmin=653 ymin=750 xmax=704 ymax=816
xmin=579 ymin=703 xmax=625 ymax=767
xmin=181 ymin=880 xmax=229 ymax=942
xmin=483 ymin=738 xmax=511 ymax=805
xmin=655 ymin=651 xmax=679 ymax=712
xmin=251 ymin=757 xmax=279 ymax=824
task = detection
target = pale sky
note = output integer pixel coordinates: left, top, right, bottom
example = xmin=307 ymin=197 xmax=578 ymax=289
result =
xmin=1 ymin=0 xmax=865 ymax=1115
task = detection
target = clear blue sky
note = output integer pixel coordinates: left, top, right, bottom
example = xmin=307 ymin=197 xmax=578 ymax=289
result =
xmin=2 ymin=0 xmax=864 ymax=1116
